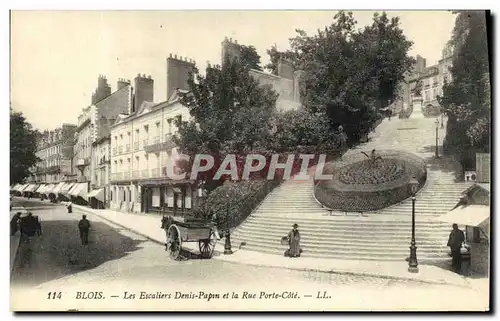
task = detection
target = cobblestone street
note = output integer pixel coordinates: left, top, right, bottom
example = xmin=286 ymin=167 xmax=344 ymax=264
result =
xmin=11 ymin=199 xmax=489 ymax=311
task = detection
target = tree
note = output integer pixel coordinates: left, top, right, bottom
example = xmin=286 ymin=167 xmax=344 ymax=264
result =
xmin=174 ymin=56 xmax=278 ymax=191
xmin=269 ymin=109 xmax=341 ymax=155
xmin=283 ymin=11 xmax=414 ymax=144
xmin=10 ymin=108 xmax=40 ymax=185
xmin=265 ymin=45 xmax=299 ymax=75
xmin=438 ymin=11 xmax=490 ymax=157
xmin=239 ymin=45 xmax=263 ymax=71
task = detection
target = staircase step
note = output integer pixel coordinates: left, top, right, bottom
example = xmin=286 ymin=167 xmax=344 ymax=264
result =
xmin=232 ymin=231 xmax=448 ymax=247
xmin=232 ymin=239 xmax=450 ymax=260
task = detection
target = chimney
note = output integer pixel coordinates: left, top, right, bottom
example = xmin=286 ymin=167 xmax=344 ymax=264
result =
xmin=133 ymin=74 xmax=154 ymax=113
xmin=166 ymin=54 xmax=196 ymax=100
xmin=278 ymin=59 xmax=294 ymax=80
xmin=117 ymin=78 xmax=130 ymax=90
xmin=221 ymin=37 xmax=242 ymax=66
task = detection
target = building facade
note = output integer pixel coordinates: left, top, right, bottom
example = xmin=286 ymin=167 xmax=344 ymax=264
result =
xmin=89 ymin=135 xmax=111 ymax=208
xmin=72 ymin=75 xmax=136 ymax=204
xmin=406 ymin=44 xmax=454 ymax=114
xmin=110 ymin=92 xmax=197 ymax=216
xmin=31 ymin=124 xmax=77 ymax=184
xmin=221 ymin=37 xmax=303 ymax=111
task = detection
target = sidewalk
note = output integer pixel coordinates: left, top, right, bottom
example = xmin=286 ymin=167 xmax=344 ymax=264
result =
xmin=73 ymin=204 xmax=470 ymax=287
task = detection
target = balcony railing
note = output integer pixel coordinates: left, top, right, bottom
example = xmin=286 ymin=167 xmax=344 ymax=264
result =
xmin=151 ymin=168 xmax=160 ymax=177
xmin=46 ymin=165 xmax=61 ymax=174
xmin=134 ymin=141 xmax=139 ymax=151
xmin=118 ymin=146 xmax=123 ymax=154
xmin=123 ymin=172 xmax=130 ymax=180
xmin=111 ymin=172 xmax=123 ymax=181
xmin=144 ymin=135 xmax=176 ymax=153
xmin=112 ymin=147 xmax=117 ymax=155
xmin=126 ymin=144 xmax=130 ymax=153
xmin=132 ymin=170 xmax=141 ymax=179
xmin=141 ymin=169 xmax=149 ymax=178
xmin=143 ymin=139 xmax=149 ymax=148
xmin=77 ymin=175 xmax=88 ymax=183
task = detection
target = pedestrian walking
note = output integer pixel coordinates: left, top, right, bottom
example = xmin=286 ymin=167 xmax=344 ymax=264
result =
xmin=447 ymin=223 xmax=465 ymax=274
xmin=286 ymin=223 xmax=301 ymax=258
xmin=67 ymin=202 xmax=73 ymax=214
xmin=78 ymin=215 xmax=91 ymax=246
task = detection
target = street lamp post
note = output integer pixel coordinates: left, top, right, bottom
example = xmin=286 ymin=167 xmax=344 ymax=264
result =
xmin=224 ymin=194 xmax=233 ymax=255
xmin=441 ymin=112 xmax=444 ymax=129
xmin=434 ymin=119 xmax=440 ymax=159
xmin=408 ymin=178 xmax=419 ymax=273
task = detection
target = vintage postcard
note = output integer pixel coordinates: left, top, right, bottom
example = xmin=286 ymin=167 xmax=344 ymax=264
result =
xmin=9 ymin=10 xmax=491 ymax=312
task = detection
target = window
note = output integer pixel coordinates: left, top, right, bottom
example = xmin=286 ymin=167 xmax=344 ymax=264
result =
xmin=167 ymin=119 xmax=172 ymax=135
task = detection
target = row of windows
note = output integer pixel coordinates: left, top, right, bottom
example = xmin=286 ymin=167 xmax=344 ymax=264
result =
xmin=111 ymin=151 xmax=175 ymax=172
xmin=113 ymin=115 xmax=183 ymax=147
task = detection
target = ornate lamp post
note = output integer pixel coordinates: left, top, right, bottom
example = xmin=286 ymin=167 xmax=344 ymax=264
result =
xmin=224 ymin=192 xmax=233 ymax=255
xmin=434 ymin=118 xmax=440 ymax=159
xmin=408 ymin=178 xmax=419 ymax=273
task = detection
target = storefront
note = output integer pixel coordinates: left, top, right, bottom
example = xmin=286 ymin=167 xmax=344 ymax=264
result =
xmin=88 ymin=187 xmax=106 ymax=209
xmin=68 ymin=182 xmax=89 ymax=205
xmin=139 ymin=179 xmax=196 ymax=216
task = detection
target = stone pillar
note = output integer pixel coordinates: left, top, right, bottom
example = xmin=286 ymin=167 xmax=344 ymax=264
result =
xmin=411 ymin=96 xmax=424 ymax=119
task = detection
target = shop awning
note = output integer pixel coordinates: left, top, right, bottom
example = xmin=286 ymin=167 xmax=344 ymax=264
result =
xmin=69 ymin=183 xmax=88 ymax=198
xmin=88 ymin=188 xmax=105 ymax=202
xmin=52 ymin=182 xmax=66 ymax=194
xmin=25 ymin=184 xmax=39 ymax=192
xmin=437 ymin=205 xmax=490 ymax=227
xmin=11 ymin=184 xmax=19 ymax=191
xmin=19 ymin=184 xmax=29 ymax=192
xmin=56 ymin=182 xmax=69 ymax=194
xmin=42 ymin=184 xmax=56 ymax=196
xmin=61 ymin=182 xmax=76 ymax=195
xmin=32 ymin=184 xmax=42 ymax=193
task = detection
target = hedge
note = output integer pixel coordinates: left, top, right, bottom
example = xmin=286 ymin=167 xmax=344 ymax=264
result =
xmin=193 ymin=179 xmax=282 ymax=229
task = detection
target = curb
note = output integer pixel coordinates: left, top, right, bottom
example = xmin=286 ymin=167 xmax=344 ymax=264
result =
xmin=74 ymin=206 xmax=166 ymax=246
xmin=74 ymin=205 xmax=469 ymax=288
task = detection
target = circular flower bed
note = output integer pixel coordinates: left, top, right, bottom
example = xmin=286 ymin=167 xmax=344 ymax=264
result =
xmin=314 ymin=150 xmax=427 ymax=212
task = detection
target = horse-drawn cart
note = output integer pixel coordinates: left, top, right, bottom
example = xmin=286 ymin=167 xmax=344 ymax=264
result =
xmin=166 ymin=219 xmax=218 ymax=260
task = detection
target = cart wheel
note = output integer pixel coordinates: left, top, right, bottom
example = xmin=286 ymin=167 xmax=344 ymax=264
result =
xmin=167 ymin=225 xmax=182 ymax=260
xmin=198 ymin=230 xmax=217 ymax=259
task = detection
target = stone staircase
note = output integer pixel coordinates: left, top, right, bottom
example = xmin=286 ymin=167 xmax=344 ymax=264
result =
xmin=231 ymin=116 xmax=473 ymax=261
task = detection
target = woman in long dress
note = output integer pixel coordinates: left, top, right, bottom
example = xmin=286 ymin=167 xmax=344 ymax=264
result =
xmin=288 ymin=224 xmax=301 ymax=258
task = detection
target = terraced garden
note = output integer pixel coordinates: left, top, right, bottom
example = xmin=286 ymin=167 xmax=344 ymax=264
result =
xmin=314 ymin=150 xmax=427 ymax=212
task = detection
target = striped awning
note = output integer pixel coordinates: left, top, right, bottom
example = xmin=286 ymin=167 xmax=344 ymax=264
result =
xmin=36 ymin=184 xmax=47 ymax=194
xmin=61 ymin=182 xmax=76 ymax=195
xmin=18 ymin=184 xmax=30 ymax=192
xmin=69 ymin=183 xmax=88 ymax=198
xmin=26 ymin=184 xmax=40 ymax=192
xmin=42 ymin=184 xmax=56 ymax=196
xmin=52 ymin=182 xmax=66 ymax=194
xmin=88 ymin=188 xmax=105 ymax=202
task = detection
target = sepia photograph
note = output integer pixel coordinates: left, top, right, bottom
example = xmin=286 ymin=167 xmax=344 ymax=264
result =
xmin=9 ymin=9 xmax=491 ymax=312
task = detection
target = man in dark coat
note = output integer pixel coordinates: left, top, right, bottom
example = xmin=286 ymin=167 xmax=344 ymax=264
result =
xmin=78 ymin=215 xmax=91 ymax=246
xmin=447 ymin=223 xmax=465 ymax=273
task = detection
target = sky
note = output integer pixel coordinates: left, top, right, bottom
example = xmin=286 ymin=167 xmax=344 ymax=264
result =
xmin=10 ymin=10 xmax=457 ymax=131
